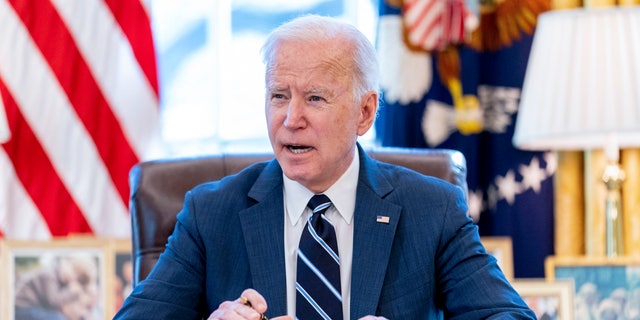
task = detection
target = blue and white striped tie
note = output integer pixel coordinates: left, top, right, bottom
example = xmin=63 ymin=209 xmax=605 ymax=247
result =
xmin=296 ymin=194 xmax=343 ymax=320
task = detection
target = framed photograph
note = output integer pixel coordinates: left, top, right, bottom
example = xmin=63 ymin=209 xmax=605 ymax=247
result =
xmin=545 ymin=255 xmax=640 ymax=320
xmin=106 ymin=238 xmax=133 ymax=317
xmin=481 ymin=236 xmax=514 ymax=280
xmin=1 ymin=237 xmax=109 ymax=320
xmin=511 ymin=279 xmax=574 ymax=320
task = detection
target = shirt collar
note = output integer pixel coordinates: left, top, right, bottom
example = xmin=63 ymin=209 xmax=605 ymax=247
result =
xmin=284 ymin=146 xmax=360 ymax=226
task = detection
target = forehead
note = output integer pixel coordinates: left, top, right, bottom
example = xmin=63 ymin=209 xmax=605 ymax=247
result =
xmin=266 ymin=39 xmax=353 ymax=84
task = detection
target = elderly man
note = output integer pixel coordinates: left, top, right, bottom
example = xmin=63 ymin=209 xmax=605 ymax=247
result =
xmin=115 ymin=15 xmax=535 ymax=319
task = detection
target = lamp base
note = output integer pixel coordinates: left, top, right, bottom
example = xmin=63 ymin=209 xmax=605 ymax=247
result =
xmin=603 ymin=162 xmax=625 ymax=257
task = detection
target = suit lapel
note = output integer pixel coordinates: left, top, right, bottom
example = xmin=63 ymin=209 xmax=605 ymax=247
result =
xmin=350 ymin=150 xmax=402 ymax=317
xmin=238 ymin=160 xmax=288 ymax=316
xmin=236 ymin=150 xmax=402 ymax=317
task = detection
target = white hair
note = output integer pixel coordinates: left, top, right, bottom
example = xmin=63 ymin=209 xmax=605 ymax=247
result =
xmin=260 ymin=14 xmax=380 ymax=99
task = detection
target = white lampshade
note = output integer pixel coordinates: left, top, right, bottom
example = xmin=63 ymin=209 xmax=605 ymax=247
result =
xmin=513 ymin=6 xmax=640 ymax=159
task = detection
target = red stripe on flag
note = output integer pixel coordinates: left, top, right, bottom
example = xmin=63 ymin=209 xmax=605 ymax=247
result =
xmin=405 ymin=0 xmax=442 ymax=50
xmin=418 ymin=13 xmax=442 ymax=48
xmin=406 ymin=0 xmax=436 ymax=31
xmin=9 ymin=0 xmax=138 ymax=205
xmin=104 ymin=0 xmax=159 ymax=98
xmin=0 ymin=77 xmax=92 ymax=236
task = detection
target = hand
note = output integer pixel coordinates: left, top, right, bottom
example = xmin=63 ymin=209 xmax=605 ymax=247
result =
xmin=207 ymin=289 xmax=293 ymax=320
xmin=358 ymin=316 xmax=389 ymax=320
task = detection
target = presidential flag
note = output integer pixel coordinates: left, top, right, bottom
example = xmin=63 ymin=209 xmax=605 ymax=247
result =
xmin=0 ymin=0 xmax=161 ymax=239
xmin=376 ymin=0 xmax=554 ymax=277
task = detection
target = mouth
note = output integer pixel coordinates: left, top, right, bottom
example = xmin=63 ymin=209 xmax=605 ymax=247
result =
xmin=286 ymin=144 xmax=314 ymax=154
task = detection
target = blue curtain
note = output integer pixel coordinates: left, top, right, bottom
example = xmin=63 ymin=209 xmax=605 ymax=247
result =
xmin=375 ymin=0 xmax=554 ymax=278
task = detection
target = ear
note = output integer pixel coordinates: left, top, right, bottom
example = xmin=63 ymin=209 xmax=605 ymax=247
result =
xmin=356 ymin=90 xmax=378 ymax=136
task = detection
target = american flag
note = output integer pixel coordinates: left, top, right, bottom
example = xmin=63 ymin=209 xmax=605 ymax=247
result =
xmin=0 ymin=0 xmax=160 ymax=239
xmin=403 ymin=0 xmax=477 ymax=51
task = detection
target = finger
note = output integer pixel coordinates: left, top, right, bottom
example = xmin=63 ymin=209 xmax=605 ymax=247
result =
xmin=239 ymin=289 xmax=268 ymax=313
xmin=208 ymin=299 xmax=255 ymax=320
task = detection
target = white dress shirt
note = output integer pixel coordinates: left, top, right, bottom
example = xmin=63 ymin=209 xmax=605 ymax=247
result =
xmin=283 ymin=148 xmax=359 ymax=319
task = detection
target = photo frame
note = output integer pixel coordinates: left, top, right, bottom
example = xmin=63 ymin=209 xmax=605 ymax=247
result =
xmin=480 ymin=236 xmax=514 ymax=280
xmin=545 ymin=255 xmax=640 ymax=320
xmin=511 ymin=279 xmax=574 ymax=319
xmin=106 ymin=238 xmax=133 ymax=317
xmin=1 ymin=237 xmax=110 ymax=320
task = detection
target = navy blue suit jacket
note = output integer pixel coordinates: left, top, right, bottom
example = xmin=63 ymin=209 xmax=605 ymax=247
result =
xmin=116 ymin=147 xmax=535 ymax=319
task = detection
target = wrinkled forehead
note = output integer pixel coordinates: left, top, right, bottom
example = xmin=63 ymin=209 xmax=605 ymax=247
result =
xmin=266 ymin=39 xmax=354 ymax=81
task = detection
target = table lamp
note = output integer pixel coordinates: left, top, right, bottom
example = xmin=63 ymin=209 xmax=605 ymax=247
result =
xmin=513 ymin=6 xmax=640 ymax=257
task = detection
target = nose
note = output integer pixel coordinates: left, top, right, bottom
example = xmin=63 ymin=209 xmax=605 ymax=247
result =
xmin=283 ymin=98 xmax=306 ymax=129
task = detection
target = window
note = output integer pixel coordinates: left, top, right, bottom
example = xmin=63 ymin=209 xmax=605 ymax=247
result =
xmin=150 ymin=0 xmax=378 ymax=157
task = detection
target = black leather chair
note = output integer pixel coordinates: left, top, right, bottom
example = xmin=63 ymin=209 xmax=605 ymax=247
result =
xmin=128 ymin=147 xmax=467 ymax=285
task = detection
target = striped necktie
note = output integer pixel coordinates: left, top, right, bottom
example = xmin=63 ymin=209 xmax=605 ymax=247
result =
xmin=296 ymin=194 xmax=343 ymax=320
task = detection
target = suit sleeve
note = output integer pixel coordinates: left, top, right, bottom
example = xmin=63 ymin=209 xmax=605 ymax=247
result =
xmin=435 ymin=186 xmax=536 ymax=319
xmin=114 ymin=190 xmax=208 ymax=319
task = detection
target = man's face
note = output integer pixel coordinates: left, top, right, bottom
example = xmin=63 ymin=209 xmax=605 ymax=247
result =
xmin=265 ymin=39 xmax=377 ymax=193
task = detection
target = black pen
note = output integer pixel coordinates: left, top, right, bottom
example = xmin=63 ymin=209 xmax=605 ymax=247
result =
xmin=240 ymin=296 xmax=268 ymax=320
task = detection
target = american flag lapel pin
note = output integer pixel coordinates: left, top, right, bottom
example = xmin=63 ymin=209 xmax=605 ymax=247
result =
xmin=376 ymin=215 xmax=390 ymax=224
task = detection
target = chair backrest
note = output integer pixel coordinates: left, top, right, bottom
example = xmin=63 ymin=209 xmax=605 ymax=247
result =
xmin=128 ymin=147 xmax=467 ymax=285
